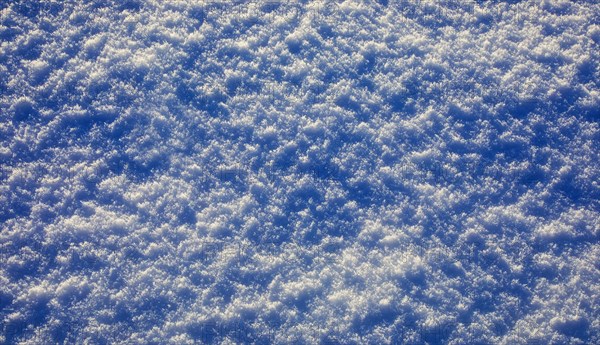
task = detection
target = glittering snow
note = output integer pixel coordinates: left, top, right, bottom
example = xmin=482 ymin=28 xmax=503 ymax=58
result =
xmin=1 ymin=1 xmax=599 ymax=344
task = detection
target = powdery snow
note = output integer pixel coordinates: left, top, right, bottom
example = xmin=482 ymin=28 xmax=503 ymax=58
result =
xmin=1 ymin=1 xmax=599 ymax=344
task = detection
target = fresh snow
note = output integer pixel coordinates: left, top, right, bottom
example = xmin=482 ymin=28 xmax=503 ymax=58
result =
xmin=1 ymin=1 xmax=599 ymax=344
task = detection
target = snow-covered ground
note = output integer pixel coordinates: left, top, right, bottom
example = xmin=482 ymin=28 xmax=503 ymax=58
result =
xmin=1 ymin=1 xmax=599 ymax=344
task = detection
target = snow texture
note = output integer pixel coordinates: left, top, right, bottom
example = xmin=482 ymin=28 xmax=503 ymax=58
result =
xmin=1 ymin=0 xmax=600 ymax=344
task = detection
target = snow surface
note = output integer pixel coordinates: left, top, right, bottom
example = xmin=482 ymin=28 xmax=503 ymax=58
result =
xmin=1 ymin=0 xmax=600 ymax=344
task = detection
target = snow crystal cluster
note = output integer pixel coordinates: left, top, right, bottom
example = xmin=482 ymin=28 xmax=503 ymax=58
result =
xmin=1 ymin=0 xmax=599 ymax=344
